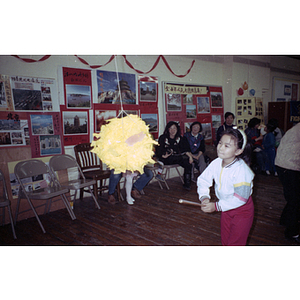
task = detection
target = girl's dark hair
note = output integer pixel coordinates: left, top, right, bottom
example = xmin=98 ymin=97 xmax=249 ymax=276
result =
xmin=190 ymin=121 xmax=202 ymax=132
xmin=163 ymin=121 xmax=181 ymax=138
xmin=247 ymin=117 xmax=261 ymax=128
xmin=224 ymin=112 xmax=235 ymax=120
xmin=220 ymin=128 xmax=252 ymax=166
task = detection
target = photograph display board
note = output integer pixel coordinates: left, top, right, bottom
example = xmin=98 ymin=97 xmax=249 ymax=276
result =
xmin=235 ymin=97 xmax=264 ymax=130
xmin=163 ymin=82 xmax=223 ymax=143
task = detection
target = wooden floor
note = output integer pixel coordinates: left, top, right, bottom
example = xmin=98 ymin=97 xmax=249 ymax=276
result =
xmin=0 ymin=173 xmax=299 ymax=246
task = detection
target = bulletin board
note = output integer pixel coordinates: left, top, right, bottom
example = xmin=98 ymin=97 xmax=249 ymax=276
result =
xmin=163 ymin=82 xmax=224 ymax=144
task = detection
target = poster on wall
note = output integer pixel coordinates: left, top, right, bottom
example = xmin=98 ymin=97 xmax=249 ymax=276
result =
xmin=139 ymin=76 xmax=158 ymax=103
xmin=0 ymin=111 xmax=30 ymax=147
xmin=141 ymin=113 xmax=158 ymax=133
xmin=0 ymin=75 xmax=14 ymax=111
xmin=61 ymin=108 xmax=90 ymax=146
xmin=96 ymin=70 xmax=137 ymax=104
xmin=10 ymin=75 xmax=58 ymax=111
xmin=95 ymin=110 xmax=117 ymax=132
xmin=28 ymin=112 xmax=63 ymax=158
xmin=62 ymin=67 xmax=93 ymax=108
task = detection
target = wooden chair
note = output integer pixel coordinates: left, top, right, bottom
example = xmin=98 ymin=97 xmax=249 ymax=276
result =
xmin=0 ymin=169 xmax=17 ymax=239
xmin=74 ymin=143 xmax=121 ymax=201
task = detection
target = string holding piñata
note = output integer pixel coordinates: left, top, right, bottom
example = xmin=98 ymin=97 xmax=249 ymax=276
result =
xmin=91 ymin=114 xmax=158 ymax=175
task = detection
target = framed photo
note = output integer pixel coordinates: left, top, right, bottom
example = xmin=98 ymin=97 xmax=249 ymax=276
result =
xmin=95 ymin=110 xmax=116 ymax=132
xmin=186 ymin=104 xmax=196 ymax=119
xmin=30 ymin=114 xmax=54 ymax=135
xmin=139 ymin=81 xmax=157 ymax=102
xmin=39 ymin=135 xmax=62 ymax=156
xmin=197 ymin=96 xmax=210 ymax=113
xmin=166 ymin=93 xmax=182 ymax=111
xmin=211 ymin=92 xmax=223 ymax=107
xmin=212 ymin=114 xmax=222 ymax=129
xmin=66 ymin=84 xmax=92 ymax=109
xmin=182 ymin=94 xmax=193 ymax=104
xmin=202 ymin=123 xmax=212 ymax=140
xmin=63 ymin=111 xmax=88 ymax=135
xmin=97 ymin=70 xmax=137 ymax=104
xmin=141 ymin=113 xmax=158 ymax=133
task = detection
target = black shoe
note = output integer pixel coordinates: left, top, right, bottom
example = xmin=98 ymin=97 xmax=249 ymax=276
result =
xmin=284 ymin=229 xmax=300 ymax=244
xmin=285 ymin=235 xmax=300 ymax=244
xmin=183 ymin=183 xmax=191 ymax=191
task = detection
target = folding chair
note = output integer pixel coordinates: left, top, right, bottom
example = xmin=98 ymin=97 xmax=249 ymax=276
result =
xmin=14 ymin=159 xmax=76 ymax=234
xmin=49 ymin=154 xmax=100 ymax=209
xmin=148 ymin=162 xmax=184 ymax=190
xmin=0 ymin=169 xmax=17 ymax=239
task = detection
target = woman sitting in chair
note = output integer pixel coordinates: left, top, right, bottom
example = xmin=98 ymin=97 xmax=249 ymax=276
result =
xmin=156 ymin=121 xmax=192 ymax=190
xmin=183 ymin=121 xmax=208 ymax=176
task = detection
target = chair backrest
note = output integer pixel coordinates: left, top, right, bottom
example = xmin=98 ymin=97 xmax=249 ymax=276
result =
xmin=14 ymin=159 xmax=49 ymax=180
xmin=74 ymin=143 xmax=103 ymax=171
xmin=50 ymin=154 xmax=78 ymax=172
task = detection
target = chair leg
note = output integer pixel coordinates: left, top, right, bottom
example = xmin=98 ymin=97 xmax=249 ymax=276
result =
xmin=88 ymin=186 xmax=101 ymax=209
xmin=176 ymin=167 xmax=184 ymax=184
xmin=14 ymin=195 xmax=21 ymax=226
xmin=79 ymin=187 xmax=84 ymax=200
xmin=117 ymin=182 xmax=121 ymax=201
xmin=93 ymin=182 xmax=98 ymax=199
xmin=25 ymin=197 xmax=46 ymax=233
xmin=7 ymin=205 xmax=17 ymax=239
xmin=61 ymin=194 xmax=76 ymax=220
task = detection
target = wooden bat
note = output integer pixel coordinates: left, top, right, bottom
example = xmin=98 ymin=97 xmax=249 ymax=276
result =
xmin=179 ymin=199 xmax=203 ymax=207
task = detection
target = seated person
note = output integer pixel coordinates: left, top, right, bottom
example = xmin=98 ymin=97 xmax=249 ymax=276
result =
xmin=156 ymin=121 xmax=192 ymax=190
xmin=268 ymin=118 xmax=284 ymax=148
xmin=183 ymin=121 xmax=208 ymax=176
xmin=108 ymin=167 xmax=153 ymax=205
xmin=245 ymin=117 xmax=265 ymax=173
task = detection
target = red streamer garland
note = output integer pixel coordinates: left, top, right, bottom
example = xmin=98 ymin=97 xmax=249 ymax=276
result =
xmin=74 ymin=55 xmax=116 ymax=69
xmin=11 ymin=55 xmax=51 ymax=63
xmin=11 ymin=54 xmax=195 ymax=78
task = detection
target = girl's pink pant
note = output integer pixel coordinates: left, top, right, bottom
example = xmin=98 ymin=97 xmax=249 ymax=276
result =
xmin=220 ymin=196 xmax=254 ymax=246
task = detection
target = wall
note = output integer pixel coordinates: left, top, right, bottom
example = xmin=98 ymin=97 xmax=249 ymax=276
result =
xmin=1 ymin=54 xmax=300 ymax=223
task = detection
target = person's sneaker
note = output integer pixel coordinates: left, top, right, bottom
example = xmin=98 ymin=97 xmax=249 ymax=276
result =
xmin=266 ymin=170 xmax=271 ymax=175
xmin=274 ymin=172 xmax=278 ymax=176
xmin=108 ymin=194 xmax=116 ymax=204
xmin=285 ymin=234 xmax=300 ymax=244
xmin=131 ymin=189 xmax=142 ymax=199
xmin=155 ymin=174 xmax=164 ymax=182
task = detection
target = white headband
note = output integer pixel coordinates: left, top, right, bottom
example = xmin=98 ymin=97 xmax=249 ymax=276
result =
xmin=233 ymin=126 xmax=247 ymax=151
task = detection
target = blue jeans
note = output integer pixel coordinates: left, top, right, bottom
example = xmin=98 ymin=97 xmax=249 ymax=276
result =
xmin=108 ymin=167 xmax=153 ymax=195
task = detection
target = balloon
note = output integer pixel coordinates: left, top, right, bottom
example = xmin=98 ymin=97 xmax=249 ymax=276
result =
xmin=238 ymin=88 xmax=244 ymax=96
xmin=250 ymin=89 xmax=255 ymax=96
xmin=242 ymin=81 xmax=248 ymax=90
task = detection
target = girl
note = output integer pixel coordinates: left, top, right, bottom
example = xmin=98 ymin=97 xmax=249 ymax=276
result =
xmin=197 ymin=128 xmax=254 ymax=246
